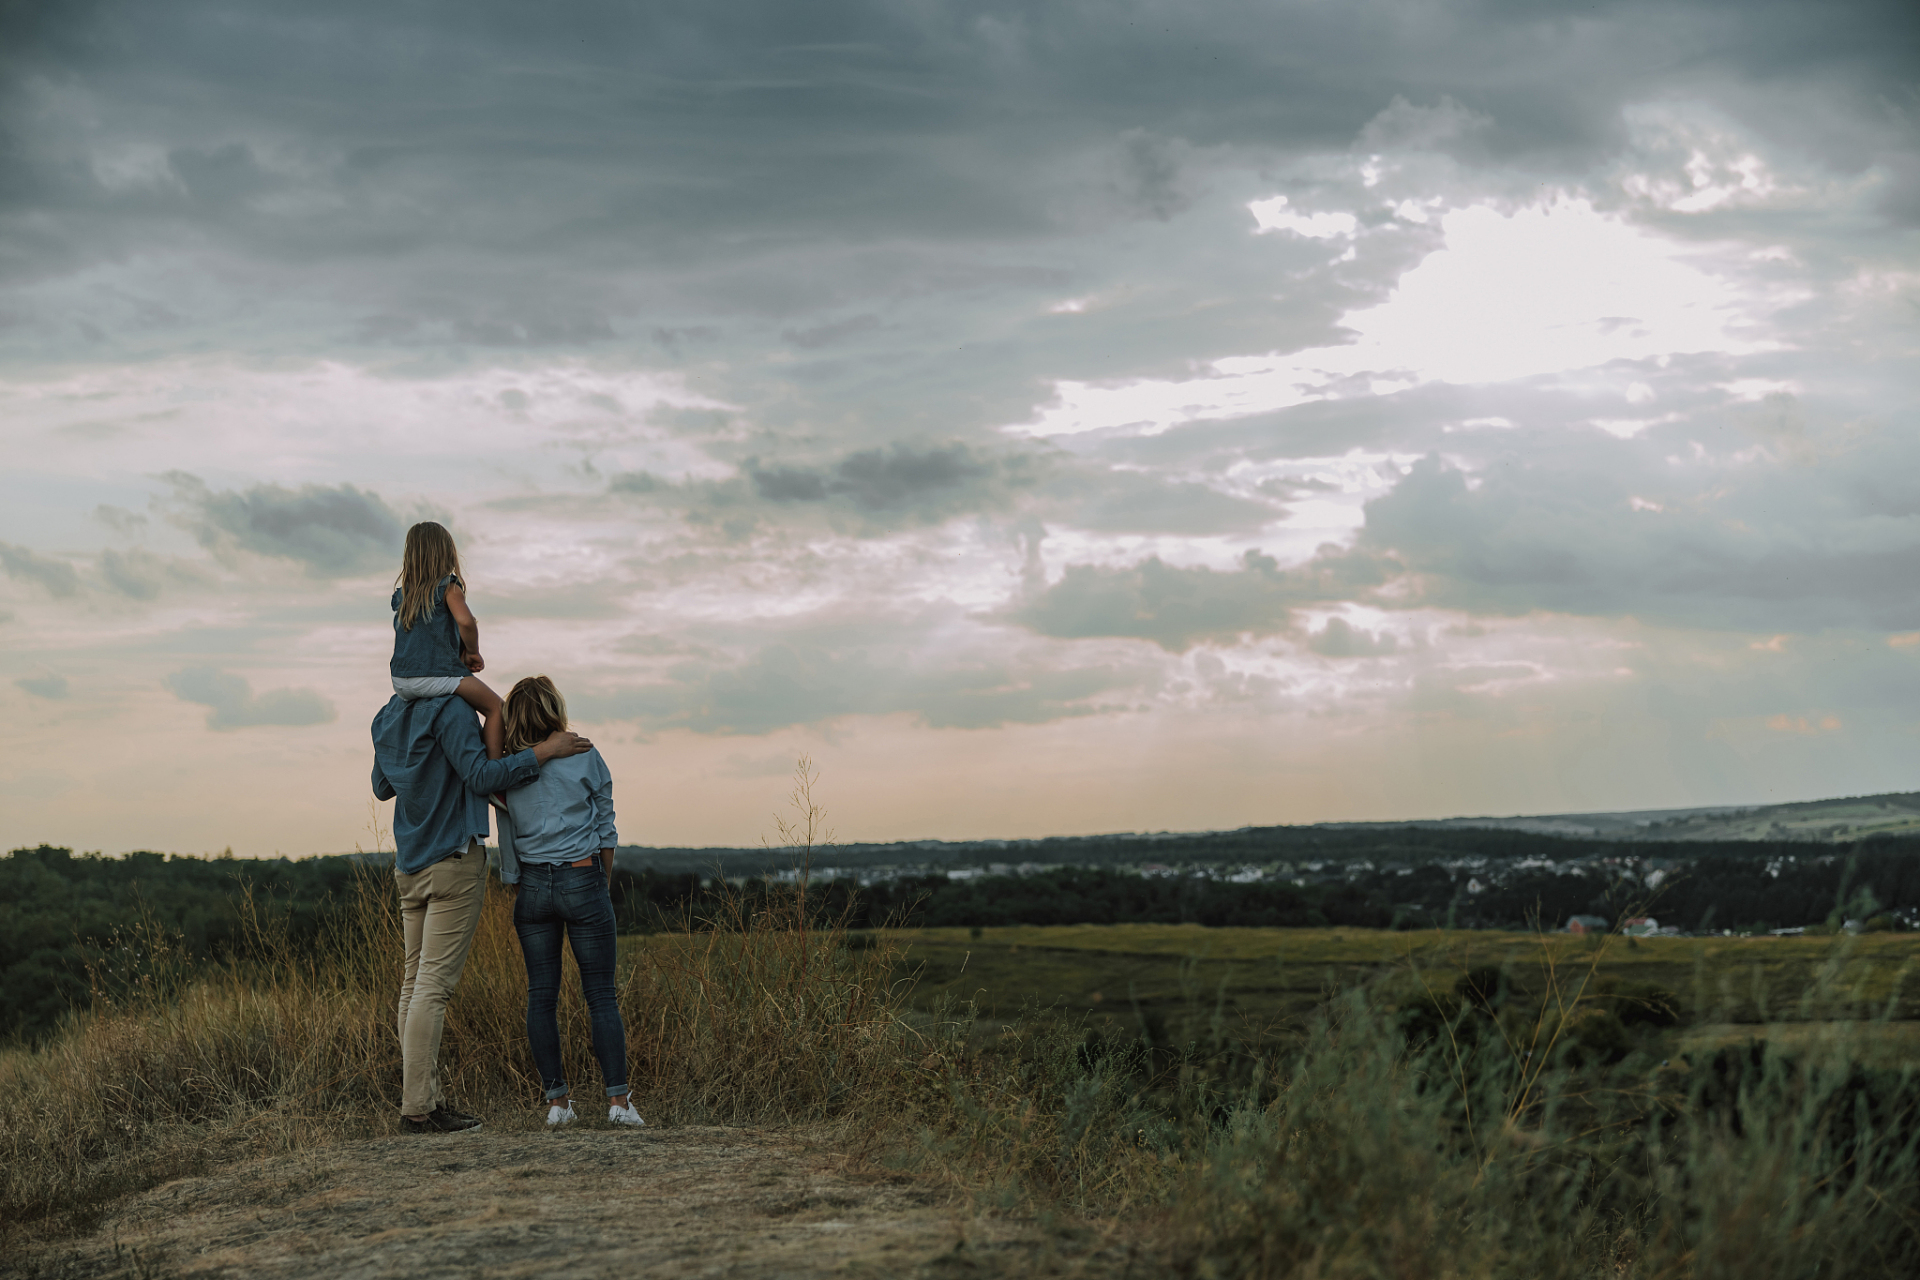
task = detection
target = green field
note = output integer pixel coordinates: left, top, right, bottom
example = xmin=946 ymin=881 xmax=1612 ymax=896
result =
xmin=869 ymin=923 xmax=1920 ymax=1050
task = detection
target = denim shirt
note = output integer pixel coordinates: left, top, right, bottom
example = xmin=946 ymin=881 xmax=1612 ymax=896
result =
xmin=494 ymin=750 xmax=617 ymax=886
xmin=370 ymin=694 xmax=540 ymax=874
xmin=390 ymin=573 xmax=468 ymax=679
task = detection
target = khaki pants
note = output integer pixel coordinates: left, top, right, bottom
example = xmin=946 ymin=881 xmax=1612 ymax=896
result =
xmin=395 ymin=841 xmax=487 ymax=1116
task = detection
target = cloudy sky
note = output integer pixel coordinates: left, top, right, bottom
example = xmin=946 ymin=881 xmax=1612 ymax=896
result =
xmin=2 ymin=0 xmax=1917 ymax=856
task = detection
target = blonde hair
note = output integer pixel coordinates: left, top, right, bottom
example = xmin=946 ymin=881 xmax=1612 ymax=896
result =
xmin=503 ymin=675 xmax=568 ymax=755
xmin=395 ymin=522 xmax=463 ymax=631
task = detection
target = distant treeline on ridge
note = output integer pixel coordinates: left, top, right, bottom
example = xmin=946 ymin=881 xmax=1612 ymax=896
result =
xmin=6 ymin=828 xmax=1919 ymax=1042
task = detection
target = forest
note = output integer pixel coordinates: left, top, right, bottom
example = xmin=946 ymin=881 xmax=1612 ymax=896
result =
xmin=7 ymin=832 xmax=1918 ymax=1042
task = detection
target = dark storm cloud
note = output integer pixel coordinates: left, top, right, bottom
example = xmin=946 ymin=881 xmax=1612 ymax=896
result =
xmin=3 ymin=0 xmax=1914 ymax=310
xmin=0 ymin=541 xmax=79 ymax=597
xmin=163 ymin=666 xmax=335 ymax=729
xmin=165 ymin=473 xmax=404 ymax=575
xmin=1008 ymin=547 xmax=1392 ymax=651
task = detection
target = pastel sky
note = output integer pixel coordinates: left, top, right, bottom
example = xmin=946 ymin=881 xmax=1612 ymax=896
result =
xmin=3 ymin=0 xmax=1918 ymax=856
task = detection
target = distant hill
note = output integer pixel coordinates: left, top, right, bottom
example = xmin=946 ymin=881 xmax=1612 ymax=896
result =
xmin=608 ymin=790 xmax=1920 ymax=876
xmin=1329 ymin=792 xmax=1920 ymax=844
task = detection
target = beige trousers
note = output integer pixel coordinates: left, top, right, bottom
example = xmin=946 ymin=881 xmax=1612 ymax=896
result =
xmin=395 ymin=840 xmax=487 ymax=1116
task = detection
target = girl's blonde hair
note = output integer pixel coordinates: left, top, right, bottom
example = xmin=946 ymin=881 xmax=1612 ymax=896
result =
xmin=503 ymin=675 xmax=568 ymax=755
xmin=395 ymin=522 xmax=463 ymax=631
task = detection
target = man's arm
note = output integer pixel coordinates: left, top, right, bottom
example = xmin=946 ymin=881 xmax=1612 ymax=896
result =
xmin=430 ymin=699 xmax=593 ymax=793
xmin=372 ymin=762 xmax=396 ymax=801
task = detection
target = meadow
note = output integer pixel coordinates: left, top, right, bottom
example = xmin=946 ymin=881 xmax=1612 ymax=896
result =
xmin=8 ymin=846 xmax=1920 ymax=1275
xmin=875 ymin=923 xmax=1920 ymax=1047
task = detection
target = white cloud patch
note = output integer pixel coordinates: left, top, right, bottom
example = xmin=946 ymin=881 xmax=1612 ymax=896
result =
xmin=1248 ymin=196 xmax=1359 ymax=240
xmin=1020 ymin=196 xmax=1782 ymax=439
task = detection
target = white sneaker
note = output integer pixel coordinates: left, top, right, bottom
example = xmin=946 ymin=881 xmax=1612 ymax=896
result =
xmin=546 ymin=1103 xmax=576 ymax=1127
xmin=609 ymin=1098 xmax=646 ymax=1127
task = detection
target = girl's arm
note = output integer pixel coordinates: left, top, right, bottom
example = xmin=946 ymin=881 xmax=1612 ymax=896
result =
xmin=443 ymin=583 xmax=484 ymax=672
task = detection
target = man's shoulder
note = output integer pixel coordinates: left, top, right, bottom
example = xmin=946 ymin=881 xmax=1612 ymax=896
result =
xmin=372 ymin=694 xmax=468 ymax=743
xmin=371 ymin=694 xmax=408 ymax=733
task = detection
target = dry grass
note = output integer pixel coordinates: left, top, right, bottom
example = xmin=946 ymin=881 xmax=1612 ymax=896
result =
xmin=7 ymin=767 xmax=1920 ymax=1276
xmin=0 ymin=760 xmax=926 ymax=1249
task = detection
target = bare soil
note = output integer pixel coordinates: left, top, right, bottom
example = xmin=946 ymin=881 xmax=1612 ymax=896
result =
xmin=11 ymin=1124 xmax=1132 ymax=1280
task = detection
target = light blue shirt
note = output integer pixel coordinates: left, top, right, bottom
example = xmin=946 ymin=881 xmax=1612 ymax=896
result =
xmin=495 ymin=749 xmax=617 ymax=883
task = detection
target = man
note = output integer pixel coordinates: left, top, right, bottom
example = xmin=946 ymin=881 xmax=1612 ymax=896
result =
xmin=371 ymin=692 xmax=592 ymax=1134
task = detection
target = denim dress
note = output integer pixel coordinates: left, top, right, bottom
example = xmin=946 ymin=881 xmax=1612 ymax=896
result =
xmin=390 ymin=573 xmax=468 ymax=680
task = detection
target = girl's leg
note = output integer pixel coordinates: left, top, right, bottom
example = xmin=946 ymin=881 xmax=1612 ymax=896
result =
xmin=512 ymin=875 xmax=571 ymax=1108
xmin=561 ymin=868 xmax=632 ymax=1111
xmin=455 ymin=676 xmax=505 ymax=759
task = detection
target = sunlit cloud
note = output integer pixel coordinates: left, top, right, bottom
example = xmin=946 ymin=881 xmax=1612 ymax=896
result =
xmin=1019 ymin=196 xmax=1784 ymax=439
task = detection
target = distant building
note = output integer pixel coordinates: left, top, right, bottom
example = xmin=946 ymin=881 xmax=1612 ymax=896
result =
xmin=1622 ymin=917 xmax=1659 ymax=936
xmin=1565 ymin=914 xmax=1611 ymax=935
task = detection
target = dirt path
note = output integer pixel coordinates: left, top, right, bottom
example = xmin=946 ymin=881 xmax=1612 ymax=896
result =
xmin=17 ymin=1125 xmax=1130 ymax=1279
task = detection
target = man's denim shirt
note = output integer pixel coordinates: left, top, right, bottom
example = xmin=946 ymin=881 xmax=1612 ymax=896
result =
xmin=370 ymin=695 xmax=539 ymax=875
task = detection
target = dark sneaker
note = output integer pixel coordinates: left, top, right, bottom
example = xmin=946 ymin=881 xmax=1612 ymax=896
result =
xmin=402 ymin=1109 xmax=482 ymax=1134
xmin=433 ymin=1103 xmax=481 ymax=1125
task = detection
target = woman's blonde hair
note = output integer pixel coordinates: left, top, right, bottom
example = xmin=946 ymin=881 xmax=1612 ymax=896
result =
xmin=503 ymin=675 xmax=568 ymax=755
xmin=395 ymin=522 xmax=463 ymax=631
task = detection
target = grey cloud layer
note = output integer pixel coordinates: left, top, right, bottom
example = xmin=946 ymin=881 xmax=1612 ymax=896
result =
xmin=2 ymin=0 xmax=1914 ymax=766
xmin=164 ymin=666 xmax=336 ymax=730
xmin=1009 ymin=548 xmax=1391 ymax=652
xmin=0 ymin=542 xmax=79 ymax=597
xmin=610 ymin=441 xmax=1280 ymax=539
xmin=1 ymin=0 xmax=1913 ymax=367
xmin=165 ymin=474 xmax=405 ymax=575
xmin=573 ymin=616 xmax=1143 ymax=734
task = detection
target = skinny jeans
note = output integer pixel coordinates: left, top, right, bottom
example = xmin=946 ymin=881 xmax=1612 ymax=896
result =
xmin=512 ymin=863 xmax=629 ymax=1100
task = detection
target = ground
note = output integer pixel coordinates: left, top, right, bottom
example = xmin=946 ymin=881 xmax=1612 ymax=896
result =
xmin=11 ymin=1125 xmax=1129 ymax=1280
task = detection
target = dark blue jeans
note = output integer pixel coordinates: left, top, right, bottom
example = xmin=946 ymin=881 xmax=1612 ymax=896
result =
xmin=512 ymin=863 xmax=629 ymax=1101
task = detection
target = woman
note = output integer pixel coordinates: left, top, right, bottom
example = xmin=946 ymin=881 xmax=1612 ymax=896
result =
xmin=495 ymin=675 xmax=644 ymax=1127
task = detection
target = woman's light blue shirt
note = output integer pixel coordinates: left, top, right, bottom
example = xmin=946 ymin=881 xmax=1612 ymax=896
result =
xmin=496 ymin=749 xmax=617 ymax=880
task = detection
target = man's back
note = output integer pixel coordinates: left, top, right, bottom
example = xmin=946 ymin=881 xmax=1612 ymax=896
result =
xmin=371 ymin=695 xmax=539 ymax=873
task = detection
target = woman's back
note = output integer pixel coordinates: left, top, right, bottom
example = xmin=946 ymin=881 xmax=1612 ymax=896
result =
xmin=503 ymin=749 xmax=616 ymax=865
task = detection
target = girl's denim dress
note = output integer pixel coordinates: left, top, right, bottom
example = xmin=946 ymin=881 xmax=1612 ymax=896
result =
xmin=390 ymin=573 xmax=469 ymax=679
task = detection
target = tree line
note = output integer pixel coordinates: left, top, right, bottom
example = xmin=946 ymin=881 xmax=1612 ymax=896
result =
xmin=9 ymin=834 xmax=1919 ymax=1042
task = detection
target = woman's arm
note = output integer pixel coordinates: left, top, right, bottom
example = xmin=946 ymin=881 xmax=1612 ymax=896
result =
xmin=589 ymin=754 xmax=618 ymax=886
xmin=443 ymin=583 xmax=484 ymax=672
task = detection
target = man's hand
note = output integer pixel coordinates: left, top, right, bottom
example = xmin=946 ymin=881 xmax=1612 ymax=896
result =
xmin=532 ymin=729 xmax=593 ymax=762
xmin=464 ymin=651 xmax=486 ymax=674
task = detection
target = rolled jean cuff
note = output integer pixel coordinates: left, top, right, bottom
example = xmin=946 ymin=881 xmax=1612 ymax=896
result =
xmin=545 ymin=1084 xmax=570 ymax=1101
xmin=605 ymin=1084 xmax=630 ymax=1097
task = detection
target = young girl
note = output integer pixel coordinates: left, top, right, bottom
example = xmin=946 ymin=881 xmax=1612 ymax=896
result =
xmin=495 ymin=675 xmax=644 ymax=1128
xmin=390 ymin=521 xmax=505 ymax=759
